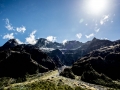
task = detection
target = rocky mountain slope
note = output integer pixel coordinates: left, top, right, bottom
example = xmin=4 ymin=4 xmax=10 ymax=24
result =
xmin=72 ymin=44 xmax=120 ymax=79
xmin=0 ymin=39 xmax=56 ymax=79
xmin=62 ymin=44 xmax=120 ymax=88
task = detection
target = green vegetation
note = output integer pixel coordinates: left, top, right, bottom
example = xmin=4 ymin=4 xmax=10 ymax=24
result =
xmin=0 ymin=77 xmax=15 ymax=89
xmin=0 ymin=77 xmax=27 ymax=90
xmin=2 ymin=70 xmax=86 ymax=90
xmin=6 ymin=80 xmax=85 ymax=90
xmin=2 ymin=70 xmax=118 ymax=90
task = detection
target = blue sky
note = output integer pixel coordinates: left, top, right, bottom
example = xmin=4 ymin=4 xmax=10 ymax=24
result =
xmin=0 ymin=0 xmax=120 ymax=45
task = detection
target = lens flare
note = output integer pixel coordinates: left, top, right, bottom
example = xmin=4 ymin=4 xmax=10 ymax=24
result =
xmin=86 ymin=0 xmax=108 ymax=15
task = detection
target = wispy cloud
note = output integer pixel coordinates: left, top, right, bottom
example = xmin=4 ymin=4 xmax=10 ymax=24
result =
xmin=16 ymin=26 xmax=26 ymax=33
xmin=3 ymin=33 xmax=14 ymax=39
xmin=85 ymin=33 xmax=94 ymax=38
xmin=104 ymin=15 xmax=109 ymax=19
xmin=16 ymin=39 xmax=23 ymax=44
xmin=25 ymin=30 xmax=37 ymax=44
xmin=95 ymin=28 xmax=100 ymax=32
xmin=5 ymin=18 xmax=14 ymax=30
xmin=76 ymin=33 xmax=82 ymax=39
xmin=62 ymin=39 xmax=67 ymax=45
xmin=46 ymin=36 xmax=56 ymax=42
xmin=100 ymin=15 xmax=109 ymax=25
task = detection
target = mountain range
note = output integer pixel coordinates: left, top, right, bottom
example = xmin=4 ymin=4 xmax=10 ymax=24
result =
xmin=0 ymin=38 xmax=120 ymax=77
xmin=1 ymin=37 xmax=120 ymax=89
xmin=35 ymin=37 xmax=120 ymax=66
xmin=1 ymin=37 xmax=120 ymax=67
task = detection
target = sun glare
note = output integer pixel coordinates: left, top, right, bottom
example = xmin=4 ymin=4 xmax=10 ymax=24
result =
xmin=86 ymin=0 xmax=108 ymax=15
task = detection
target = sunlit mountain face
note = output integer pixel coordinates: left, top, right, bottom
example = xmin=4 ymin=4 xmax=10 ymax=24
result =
xmin=0 ymin=0 xmax=120 ymax=46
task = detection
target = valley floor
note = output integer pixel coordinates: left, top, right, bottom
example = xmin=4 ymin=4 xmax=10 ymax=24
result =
xmin=4 ymin=70 xmax=115 ymax=90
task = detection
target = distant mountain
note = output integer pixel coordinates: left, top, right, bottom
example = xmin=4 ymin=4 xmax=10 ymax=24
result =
xmin=34 ymin=38 xmax=84 ymax=66
xmin=35 ymin=38 xmax=83 ymax=50
xmin=82 ymin=37 xmax=113 ymax=51
xmin=51 ymin=37 xmax=115 ymax=66
xmin=63 ymin=40 xmax=83 ymax=50
xmin=74 ymin=37 xmax=114 ymax=57
xmin=48 ymin=49 xmax=78 ymax=66
xmin=1 ymin=37 xmax=120 ymax=67
xmin=35 ymin=37 xmax=114 ymax=52
xmin=35 ymin=38 xmax=63 ymax=49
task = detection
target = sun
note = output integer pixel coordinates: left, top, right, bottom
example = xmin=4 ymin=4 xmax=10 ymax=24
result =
xmin=86 ymin=0 xmax=108 ymax=15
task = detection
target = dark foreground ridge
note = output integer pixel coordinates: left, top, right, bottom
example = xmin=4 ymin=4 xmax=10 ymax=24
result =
xmin=67 ymin=44 xmax=120 ymax=88
xmin=0 ymin=39 xmax=56 ymax=79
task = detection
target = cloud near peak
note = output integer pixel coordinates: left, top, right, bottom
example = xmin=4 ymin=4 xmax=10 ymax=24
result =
xmin=85 ymin=33 xmax=94 ymax=38
xmin=16 ymin=26 xmax=26 ymax=33
xmin=46 ymin=36 xmax=56 ymax=42
xmin=62 ymin=39 xmax=67 ymax=45
xmin=25 ymin=30 xmax=37 ymax=45
xmin=3 ymin=33 xmax=14 ymax=39
xmin=76 ymin=33 xmax=82 ymax=39
xmin=16 ymin=39 xmax=23 ymax=44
